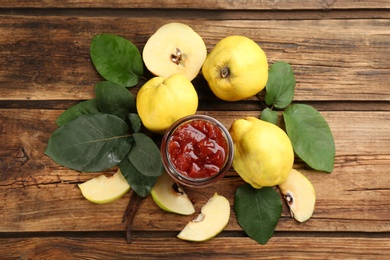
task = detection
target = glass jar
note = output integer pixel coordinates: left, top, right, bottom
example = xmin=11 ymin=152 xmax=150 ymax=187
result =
xmin=160 ymin=114 xmax=234 ymax=188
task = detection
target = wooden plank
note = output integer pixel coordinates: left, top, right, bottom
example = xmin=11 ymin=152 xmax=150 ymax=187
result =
xmin=1 ymin=109 xmax=389 ymax=176
xmin=2 ymin=110 xmax=389 ymax=178
xmin=2 ymin=171 xmax=389 ymax=233
xmin=0 ymin=16 xmax=389 ymax=102
xmin=0 ymin=2 xmax=388 ymax=258
xmin=1 ymin=109 xmax=389 ymax=232
xmin=0 ymin=0 xmax=390 ymax=10
xmin=0 ymin=236 xmax=389 ymax=259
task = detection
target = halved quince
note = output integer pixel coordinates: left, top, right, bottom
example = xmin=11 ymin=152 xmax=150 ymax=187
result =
xmin=78 ymin=170 xmax=131 ymax=204
xmin=142 ymin=22 xmax=207 ymax=81
xmin=279 ymin=169 xmax=316 ymax=222
xmin=151 ymin=172 xmax=195 ymax=215
xmin=177 ymin=193 xmax=230 ymax=242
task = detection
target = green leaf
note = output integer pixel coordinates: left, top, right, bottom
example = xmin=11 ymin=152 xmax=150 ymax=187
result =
xmin=283 ymin=104 xmax=335 ymax=172
xmin=90 ymin=34 xmax=143 ymax=87
xmin=119 ymin=157 xmax=158 ymax=197
xmin=265 ymin=61 xmax=296 ymax=109
xmin=95 ymin=81 xmax=136 ymax=120
xmin=128 ymin=133 xmax=163 ymax=177
xmin=260 ymin=107 xmax=279 ymax=125
xmin=234 ymin=184 xmax=282 ymax=245
xmin=45 ymin=113 xmax=131 ymax=172
xmin=56 ymin=99 xmax=99 ymax=127
xmin=127 ymin=113 xmax=142 ymax=133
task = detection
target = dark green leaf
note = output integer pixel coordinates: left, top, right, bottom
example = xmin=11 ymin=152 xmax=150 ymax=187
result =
xmin=260 ymin=107 xmax=279 ymax=125
xmin=265 ymin=61 xmax=296 ymax=109
xmin=129 ymin=133 xmax=163 ymax=177
xmin=120 ymin=158 xmax=158 ymax=197
xmin=45 ymin=113 xmax=131 ymax=172
xmin=283 ymin=104 xmax=335 ymax=172
xmin=56 ymin=99 xmax=99 ymax=127
xmin=234 ymin=184 xmax=282 ymax=245
xmin=127 ymin=113 xmax=142 ymax=133
xmin=90 ymin=34 xmax=143 ymax=87
xmin=95 ymin=81 xmax=136 ymax=120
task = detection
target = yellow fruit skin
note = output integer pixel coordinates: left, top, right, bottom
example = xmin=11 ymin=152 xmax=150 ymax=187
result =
xmin=136 ymin=73 xmax=198 ymax=134
xmin=202 ymin=35 xmax=268 ymax=101
xmin=229 ymin=117 xmax=294 ymax=188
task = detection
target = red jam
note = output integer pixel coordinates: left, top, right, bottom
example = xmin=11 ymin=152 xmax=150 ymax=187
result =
xmin=167 ymin=119 xmax=228 ymax=179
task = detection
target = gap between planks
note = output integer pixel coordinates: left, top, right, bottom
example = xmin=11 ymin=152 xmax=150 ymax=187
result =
xmin=0 ymin=8 xmax=390 ymax=20
xmin=1 ymin=100 xmax=389 ymax=112
xmin=1 ymin=230 xmax=389 ymax=240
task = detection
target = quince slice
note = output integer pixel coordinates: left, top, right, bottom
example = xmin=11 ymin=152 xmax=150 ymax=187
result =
xmin=177 ymin=193 xmax=230 ymax=242
xmin=78 ymin=170 xmax=130 ymax=204
xmin=279 ymin=169 xmax=316 ymax=222
xmin=151 ymin=172 xmax=195 ymax=215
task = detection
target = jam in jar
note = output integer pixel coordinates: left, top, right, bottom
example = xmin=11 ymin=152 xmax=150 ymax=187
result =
xmin=161 ymin=115 xmax=234 ymax=187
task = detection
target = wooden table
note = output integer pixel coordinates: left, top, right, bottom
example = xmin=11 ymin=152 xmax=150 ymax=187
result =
xmin=1 ymin=1 xmax=390 ymax=259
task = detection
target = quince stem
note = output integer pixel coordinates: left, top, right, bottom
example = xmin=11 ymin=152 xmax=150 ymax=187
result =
xmin=220 ymin=66 xmax=230 ymax=78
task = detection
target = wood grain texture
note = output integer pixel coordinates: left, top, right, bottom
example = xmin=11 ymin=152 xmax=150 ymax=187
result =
xmin=2 ymin=173 xmax=389 ymax=233
xmin=1 ymin=3 xmax=389 ymax=258
xmin=1 ymin=109 xmax=389 ymax=233
xmin=1 ymin=236 xmax=389 ymax=259
xmin=0 ymin=16 xmax=389 ymax=102
xmin=1 ymin=0 xmax=390 ymax=10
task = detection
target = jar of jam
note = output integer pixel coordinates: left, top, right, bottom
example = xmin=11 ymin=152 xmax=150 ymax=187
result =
xmin=161 ymin=115 xmax=234 ymax=187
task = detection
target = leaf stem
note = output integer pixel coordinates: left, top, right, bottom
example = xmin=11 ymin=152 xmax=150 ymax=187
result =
xmin=122 ymin=191 xmax=144 ymax=244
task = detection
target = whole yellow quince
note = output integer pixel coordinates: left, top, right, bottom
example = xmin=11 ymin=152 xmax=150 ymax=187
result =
xmin=136 ymin=73 xmax=198 ymax=134
xmin=229 ymin=117 xmax=294 ymax=189
xmin=202 ymin=35 xmax=268 ymax=101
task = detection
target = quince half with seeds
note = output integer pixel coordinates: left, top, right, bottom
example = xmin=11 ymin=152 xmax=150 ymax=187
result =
xmin=143 ymin=22 xmax=207 ymax=81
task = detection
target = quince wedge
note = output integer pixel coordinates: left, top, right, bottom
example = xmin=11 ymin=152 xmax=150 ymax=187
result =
xmin=177 ymin=193 xmax=230 ymax=242
xmin=279 ymin=169 xmax=316 ymax=223
xmin=78 ymin=170 xmax=131 ymax=204
xmin=229 ymin=117 xmax=294 ymax=188
xmin=151 ymin=172 xmax=195 ymax=215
